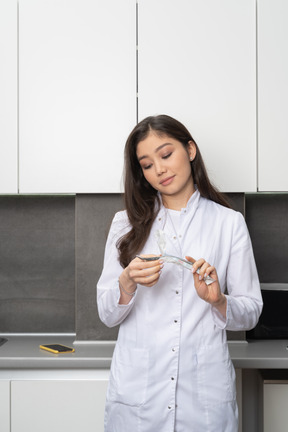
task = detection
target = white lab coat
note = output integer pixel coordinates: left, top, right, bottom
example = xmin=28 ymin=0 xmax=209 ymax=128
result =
xmin=97 ymin=190 xmax=263 ymax=432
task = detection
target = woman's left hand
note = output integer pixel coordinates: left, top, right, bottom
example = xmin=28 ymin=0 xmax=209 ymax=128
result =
xmin=185 ymin=256 xmax=227 ymax=316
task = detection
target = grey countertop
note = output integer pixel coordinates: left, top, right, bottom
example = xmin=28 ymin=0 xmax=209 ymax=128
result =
xmin=0 ymin=335 xmax=114 ymax=369
xmin=1 ymin=334 xmax=288 ymax=370
xmin=230 ymin=339 xmax=288 ymax=368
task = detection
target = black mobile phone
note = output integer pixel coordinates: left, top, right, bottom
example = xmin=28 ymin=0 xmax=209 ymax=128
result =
xmin=40 ymin=344 xmax=75 ymax=354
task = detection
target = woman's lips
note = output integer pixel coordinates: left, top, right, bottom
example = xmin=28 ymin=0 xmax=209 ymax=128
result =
xmin=160 ymin=176 xmax=175 ymax=186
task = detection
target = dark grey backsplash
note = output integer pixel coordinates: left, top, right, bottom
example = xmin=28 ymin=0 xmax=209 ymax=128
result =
xmin=0 ymin=196 xmax=75 ymax=333
xmin=75 ymin=194 xmax=124 ymax=341
xmin=0 ymin=192 xmax=287 ymax=340
xmin=245 ymin=193 xmax=288 ymax=283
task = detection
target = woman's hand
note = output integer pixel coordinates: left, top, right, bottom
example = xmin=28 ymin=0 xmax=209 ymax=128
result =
xmin=185 ymin=256 xmax=227 ymax=317
xmin=118 ymin=255 xmax=163 ymax=304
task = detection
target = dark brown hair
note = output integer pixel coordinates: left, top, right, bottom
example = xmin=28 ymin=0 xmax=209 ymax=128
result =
xmin=117 ymin=114 xmax=230 ymax=268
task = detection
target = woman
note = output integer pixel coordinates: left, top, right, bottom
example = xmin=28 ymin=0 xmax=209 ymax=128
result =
xmin=97 ymin=115 xmax=262 ymax=432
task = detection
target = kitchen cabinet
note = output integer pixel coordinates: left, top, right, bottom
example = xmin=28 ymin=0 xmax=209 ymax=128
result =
xmin=0 ymin=0 xmax=18 ymax=194
xmin=257 ymin=0 xmax=288 ymax=191
xmin=138 ymin=0 xmax=257 ymax=192
xmin=263 ymin=382 xmax=288 ymax=432
xmin=19 ymin=0 xmax=136 ymax=193
xmin=2 ymin=0 xmax=287 ymax=194
xmin=11 ymin=378 xmax=108 ymax=432
xmin=0 ymin=381 xmax=10 ymax=432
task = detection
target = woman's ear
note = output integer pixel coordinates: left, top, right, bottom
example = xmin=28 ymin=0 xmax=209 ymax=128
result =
xmin=188 ymin=140 xmax=197 ymax=161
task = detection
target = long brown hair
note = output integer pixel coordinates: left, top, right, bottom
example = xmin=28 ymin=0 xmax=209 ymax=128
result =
xmin=117 ymin=114 xmax=230 ymax=268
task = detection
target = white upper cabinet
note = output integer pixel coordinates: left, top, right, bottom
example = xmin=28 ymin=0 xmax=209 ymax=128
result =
xmin=19 ymin=0 xmax=136 ymax=193
xmin=138 ymin=0 xmax=257 ymax=192
xmin=0 ymin=0 xmax=17 ymax=194
xmin=257 ymin=0 xmax=288 ymax=192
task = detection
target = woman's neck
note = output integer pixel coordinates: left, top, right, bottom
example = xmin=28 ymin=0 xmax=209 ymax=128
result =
xmin=162 ymin=188 xmax=196 ymax=211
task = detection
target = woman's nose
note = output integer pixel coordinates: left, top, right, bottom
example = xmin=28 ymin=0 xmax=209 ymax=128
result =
xmin=155 ymin=161 xmax=166 ymax=175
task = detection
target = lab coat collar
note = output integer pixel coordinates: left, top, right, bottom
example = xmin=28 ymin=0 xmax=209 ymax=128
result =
xmin=156 ymin=187 xmax=201 ymax=226
xmin=157 ymin=186 xmax=200 ymax=213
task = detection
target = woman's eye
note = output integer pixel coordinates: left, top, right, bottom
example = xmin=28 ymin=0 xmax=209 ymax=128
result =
xmin=142 ymin=164 xmax=152 ymax=170
xmin=162 ymin=152 xmax=172 ymax=160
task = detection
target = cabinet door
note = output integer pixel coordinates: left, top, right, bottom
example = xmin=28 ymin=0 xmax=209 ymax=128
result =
xmin=0 ymin=381 xmax=10 ymax=432
xmin=258 ymin=0 xmax=288 ymax=191
xmin=264 ymin=383 xmax=288 ymax=432
xmin=11 ymin=379 xmax=108 ymax=432
xmin=138 ymin=0 xmax=256 ymax=192
xmin=19 ymin=0 xmax=136 ymax=193
xmin=0 ymin=0 xmax=18 ymax=194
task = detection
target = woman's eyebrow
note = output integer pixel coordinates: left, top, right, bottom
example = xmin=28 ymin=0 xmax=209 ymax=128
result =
xmin=138 ymin=143 xmax=173 ymax=162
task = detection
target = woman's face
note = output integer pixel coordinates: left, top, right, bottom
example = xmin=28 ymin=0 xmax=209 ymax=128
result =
xmin=136 ymin=131 xmax=196 ymax=209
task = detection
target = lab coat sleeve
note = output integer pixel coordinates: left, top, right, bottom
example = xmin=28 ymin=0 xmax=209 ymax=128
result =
xmin=211 ymin=211 xmax=263 ymax=331
xmin=96 ymin=212 xmax=137 ymax=328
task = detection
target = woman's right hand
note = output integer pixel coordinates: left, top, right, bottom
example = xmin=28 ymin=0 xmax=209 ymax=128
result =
xmin=127 ymin=255 xmax=163 ymax=287
xmin=118 ymin=255 xmax=163 ymax=304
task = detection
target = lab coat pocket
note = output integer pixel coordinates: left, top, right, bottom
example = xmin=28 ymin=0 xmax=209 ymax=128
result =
xmin=108 ymin=345 xmax=149 ymax=407
xmin=197 ymin=343 xmax=235 ymax=407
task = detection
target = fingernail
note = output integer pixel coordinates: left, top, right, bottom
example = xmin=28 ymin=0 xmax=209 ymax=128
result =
xmin=199 ymin=275 xmax=202 ymax=280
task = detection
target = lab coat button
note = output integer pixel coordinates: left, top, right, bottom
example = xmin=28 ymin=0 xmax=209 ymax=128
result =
xmin=168 ymin=406 xmax=172 ymax=410
xmin=175 ymin=291 xmax=179 ymax=294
